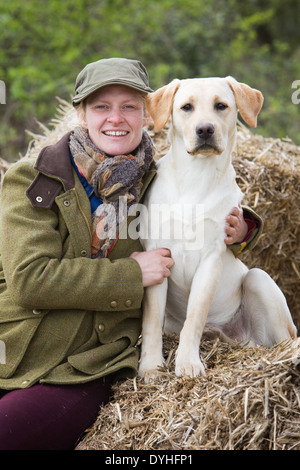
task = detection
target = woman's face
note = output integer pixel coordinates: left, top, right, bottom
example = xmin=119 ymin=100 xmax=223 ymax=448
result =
xmin=79 ymin=85 xmax=147 ymax=155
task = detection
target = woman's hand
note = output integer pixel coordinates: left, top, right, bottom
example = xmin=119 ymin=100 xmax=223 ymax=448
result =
xmin=130 ymin=248 xmax=174 ymax=287
xmin=225 ymin=206 xmax=248 ymax=245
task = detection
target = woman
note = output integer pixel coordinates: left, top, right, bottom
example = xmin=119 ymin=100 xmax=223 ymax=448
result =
xmin=0 ymin=58 xmax=262 ymax=450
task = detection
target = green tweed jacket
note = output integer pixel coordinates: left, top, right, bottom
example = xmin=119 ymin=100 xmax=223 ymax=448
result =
xmin=0 ymin=132 xmax=156 ymax=389
xmin=0 ymin=132 xmax=262 ymax=390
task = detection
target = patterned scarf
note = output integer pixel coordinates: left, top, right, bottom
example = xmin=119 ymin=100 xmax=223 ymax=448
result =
xmin=69 ymin=126 xmax=155 ymax=258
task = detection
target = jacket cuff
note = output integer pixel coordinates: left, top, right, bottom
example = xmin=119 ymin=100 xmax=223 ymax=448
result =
xmin=229 ymin=205 xmax=264 ymax=257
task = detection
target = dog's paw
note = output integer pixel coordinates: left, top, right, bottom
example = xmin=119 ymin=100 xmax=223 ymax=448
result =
xmin=175 ymin=352 xmax=206 ymax=378
xmin=138 ymin=368 xmax=161 ymax=383
xmin=138 ymin=356 xmax=164 ymax=383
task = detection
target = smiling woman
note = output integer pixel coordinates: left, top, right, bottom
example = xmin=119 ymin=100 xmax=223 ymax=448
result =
xmin=0 ymin=57 xmax=175 ymax=450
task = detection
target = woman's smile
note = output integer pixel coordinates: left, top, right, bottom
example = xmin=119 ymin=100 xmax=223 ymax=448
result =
xmin=102 ymin=130 xmax=129 ymax=136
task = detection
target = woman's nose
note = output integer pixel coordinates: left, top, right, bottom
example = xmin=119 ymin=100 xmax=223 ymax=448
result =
xmin=107 ymin=108 xmax=124 ymax=124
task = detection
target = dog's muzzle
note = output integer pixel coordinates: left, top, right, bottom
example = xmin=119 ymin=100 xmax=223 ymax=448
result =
xmin=187 ymin=123 xmax=221 ymax=156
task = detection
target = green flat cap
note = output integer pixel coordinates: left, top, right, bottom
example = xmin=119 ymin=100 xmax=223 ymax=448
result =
xmin=72 ymin=57 xmax=153 ymax=105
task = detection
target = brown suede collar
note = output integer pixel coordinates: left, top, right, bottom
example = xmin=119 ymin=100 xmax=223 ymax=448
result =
xmin=26 ymin=132 xmax=74 ymax=208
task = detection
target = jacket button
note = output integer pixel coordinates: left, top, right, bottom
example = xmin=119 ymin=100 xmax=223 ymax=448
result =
xmin=63 ymin=200 xmax=70 ymax=207
xmin=36 ymin=196 xmax=43 ymax=203
xmin=125 ymin=300 xmax=132 ymax=307
xmin=33 ymin=309 xmax=42 ymax=315
xmin=98 ymin=323 xmax=105 ymax=332
xmin=110 ymin=301 xmax=117 ymax=308
xmin=21 ymin=380 xmax=29 ymax=387
xmin=81 ymin=250 xmax=87 ymax=257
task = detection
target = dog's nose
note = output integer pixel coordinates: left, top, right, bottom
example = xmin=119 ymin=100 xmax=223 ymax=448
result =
xmin=196 ymin=124 xmax=215 ymax=141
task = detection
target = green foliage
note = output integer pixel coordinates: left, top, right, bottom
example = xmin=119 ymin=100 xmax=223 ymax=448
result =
xmin=1 ymin=0 xmax=299 ymax=161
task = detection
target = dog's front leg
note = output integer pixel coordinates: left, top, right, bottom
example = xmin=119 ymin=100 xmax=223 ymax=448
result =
xmin=175 ymin=255 xmax=223 ymax=378
xmin=139 ymin=278 xmax=168 ymax=382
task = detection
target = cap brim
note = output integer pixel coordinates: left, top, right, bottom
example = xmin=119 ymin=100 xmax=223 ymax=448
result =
xmin=72 ymin=79 xmax=153 ymax=105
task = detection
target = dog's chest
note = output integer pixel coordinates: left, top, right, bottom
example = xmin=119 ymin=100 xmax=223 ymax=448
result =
xmin=145 ymin=174 xmax=233 ymax=241
xmin=170 ymin=248 xmax=202 ymax=285
xmin=142 ymin=156 xmax=242 ymax=259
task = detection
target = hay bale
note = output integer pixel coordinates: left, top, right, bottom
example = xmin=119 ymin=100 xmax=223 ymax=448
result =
xmin=1 ymin=101 xmax=299 ymax=450
xmin=233 ymin=126 xmax=300 ymax=331
xmin=24 ymin=98 xmax=80 ymax=158
xmin=0 ymin=157 xmax=12 ymax=178
xmin=76 ymin=335 xmax=300 ymax=450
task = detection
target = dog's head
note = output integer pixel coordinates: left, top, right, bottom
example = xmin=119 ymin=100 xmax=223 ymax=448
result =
xmin=146 ymin=77 xmax=263 ymax=157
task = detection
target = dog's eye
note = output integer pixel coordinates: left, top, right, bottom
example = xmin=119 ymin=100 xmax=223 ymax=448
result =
xmin=181 ymin=104 xmax=193 ymax=111
xmin=215 ymin=103 xmax=228 ymax=111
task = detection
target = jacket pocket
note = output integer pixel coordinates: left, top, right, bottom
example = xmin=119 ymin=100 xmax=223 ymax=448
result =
xmin=67 ymin=337 xmax=131 ymax=375
xmin=0 ymin=317 xmax=42 ymax=378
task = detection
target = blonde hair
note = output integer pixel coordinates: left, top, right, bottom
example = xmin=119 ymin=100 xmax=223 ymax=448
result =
xmin=76 ymin=100 xmax=87 ymax=123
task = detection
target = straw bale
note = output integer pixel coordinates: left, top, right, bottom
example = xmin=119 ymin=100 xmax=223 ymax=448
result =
xmin=0 ymin=101 xmax=299 ymax=450
xmin=76 ymin=334 xmax=300 ymax=450
xmin=24 ymin=98 xmax=80 ymax=158
xmin=232 ymin=125 xmax=300 ymax=331
xmin=0 ymin=158 xmax=10 ymax=183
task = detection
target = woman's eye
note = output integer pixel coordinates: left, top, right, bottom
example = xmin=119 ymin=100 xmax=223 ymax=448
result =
xmin=215 ymin=103 xmax=228 ymax=110
xmin=95 ymin=105 xmax=108 ymax=110
xmin=181 ymin=104 xmax=193 ymax=111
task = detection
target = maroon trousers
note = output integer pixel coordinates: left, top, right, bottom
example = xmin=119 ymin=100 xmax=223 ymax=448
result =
xmin=0 ymin=378 xmax=112 ymax=450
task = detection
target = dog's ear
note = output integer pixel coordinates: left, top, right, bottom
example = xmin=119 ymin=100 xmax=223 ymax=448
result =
xmin=227 ymin=77 xmax=264 ymax=128
xmin=146 ymin=79 xmax=181 ymax=132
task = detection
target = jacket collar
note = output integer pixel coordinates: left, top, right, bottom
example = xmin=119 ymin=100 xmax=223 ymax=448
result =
xmin=34 ymin=131 xmax=75 ymax=190
xmin=26 ymin=132 xmax=75 ymax=209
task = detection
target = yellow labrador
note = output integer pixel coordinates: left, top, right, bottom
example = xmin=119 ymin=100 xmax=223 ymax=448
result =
xmin=138 ymin=77 xmax=297 ymax=381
